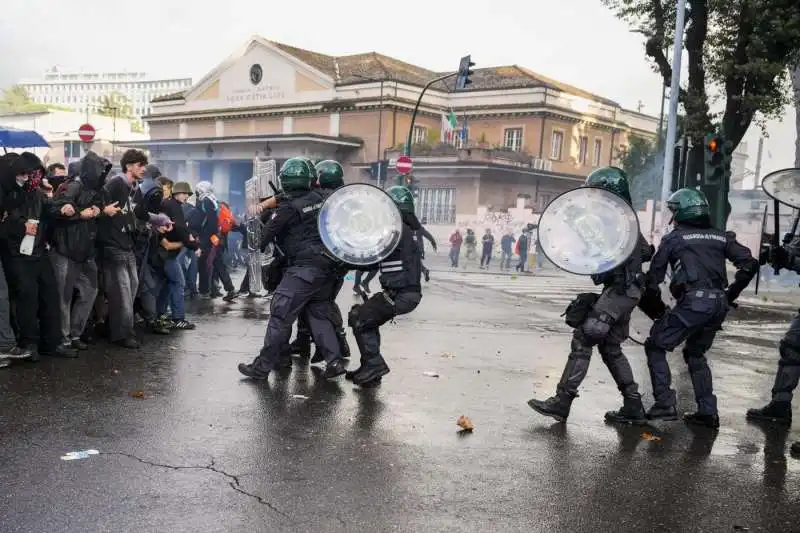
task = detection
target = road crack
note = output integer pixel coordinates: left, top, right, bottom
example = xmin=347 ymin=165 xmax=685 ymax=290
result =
xmin=102 ymin=452 xmax=289 ymax=519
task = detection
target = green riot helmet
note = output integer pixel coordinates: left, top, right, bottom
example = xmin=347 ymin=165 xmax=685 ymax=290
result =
xmin=667 ymin=188 xmax=710 ymax=223
xmin=279 ymin=157 xmax=316 ymax=192
xmin=315 ymin=160 xmax=344 ymax=189
xmin=388 ymin=185 xmax=414 ymax=215
xmin=585 ymin=166 xmax=632 ymax=203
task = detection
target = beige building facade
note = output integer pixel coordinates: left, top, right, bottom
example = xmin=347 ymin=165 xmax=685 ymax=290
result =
xmin=130 ymin=36 xmax=658 ymax=219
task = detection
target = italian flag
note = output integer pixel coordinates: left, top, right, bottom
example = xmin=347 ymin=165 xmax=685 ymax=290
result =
xmin=441 ymin=111 xmax=458 ymax=143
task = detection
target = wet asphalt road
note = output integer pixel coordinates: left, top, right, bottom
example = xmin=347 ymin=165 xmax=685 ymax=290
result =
xmin=2 ymin=271 xmax=800 ymax=533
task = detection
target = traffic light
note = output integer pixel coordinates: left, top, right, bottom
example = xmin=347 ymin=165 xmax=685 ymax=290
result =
xmin=721 ymin=139 xmax=734 ymax=182
xmin=703 ymin=134 xmax=725 ymax=186
xmin=456 ymin=55 xmax=475 ymax=90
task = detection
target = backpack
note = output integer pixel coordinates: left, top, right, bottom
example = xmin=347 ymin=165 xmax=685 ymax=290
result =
xmin=218 ymin=203 xmax=235 ymax=235
xmin=186 ymin=203 xmax=204 ymax=233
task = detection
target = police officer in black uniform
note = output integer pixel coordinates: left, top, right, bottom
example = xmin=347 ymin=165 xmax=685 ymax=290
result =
xmin=238 ymin=157 xmax=345 ymax=380
xmin=289 ymin=159 xmax=351 ymax=363
xmin=747 ymin=229 xmax=800 ymax=454
xmin=345 ymin=185 xmax=423 ymax=387
xmin=644 ymin=188 xmax=758 ymax=428
xmin=528 ymin=167 xmax=653 ymax=424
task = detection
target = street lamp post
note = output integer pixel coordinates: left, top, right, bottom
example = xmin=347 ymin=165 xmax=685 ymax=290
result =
xmin=660 ymin=0 xmax=688 ymax=228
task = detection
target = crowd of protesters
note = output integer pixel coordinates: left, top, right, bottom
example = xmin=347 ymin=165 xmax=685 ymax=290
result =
xmin=0 ymin=148 xmax=248 ymax=368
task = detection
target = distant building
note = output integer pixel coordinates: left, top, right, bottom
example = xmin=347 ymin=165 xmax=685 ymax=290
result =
xmin=17 ymin=67 xmax=192 ymax=121
xmin=730 ymin=140 xmax=752 ymax=189
xmin=0 ymin=110 xmax=148 ymax=166
xmin=128 ymin=35 xmax=658 ymax=217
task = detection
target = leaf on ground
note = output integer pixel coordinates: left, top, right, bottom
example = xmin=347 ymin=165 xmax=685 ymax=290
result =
xmin=130 ymin=391 xmax=145 ymax=398
xmin=641 ymin=432 xmax=662 ymax=442
xmin=457 ymin=415 xmax=475 ymax=432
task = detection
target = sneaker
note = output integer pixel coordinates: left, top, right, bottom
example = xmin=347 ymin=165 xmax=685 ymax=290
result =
xmin=70 ymin=338 xmax=89 ymax=351
xmin=1 ymin=346 xmax=33 ymax=359
xmin=170 ymin=320 xmax=196 ymax=330
xmin=114 ymin=338 xmax=141 ymax=349
xmin=222 ymin=291 xmax=239 ymax=302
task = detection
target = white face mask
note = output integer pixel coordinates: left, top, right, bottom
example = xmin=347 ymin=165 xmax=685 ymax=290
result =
xmin=15 ymin=176 xmax=28 ymax=187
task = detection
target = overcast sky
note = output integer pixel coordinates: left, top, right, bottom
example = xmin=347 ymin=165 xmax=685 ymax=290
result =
xmin=2 ymin=0 xmax=795 ymax=170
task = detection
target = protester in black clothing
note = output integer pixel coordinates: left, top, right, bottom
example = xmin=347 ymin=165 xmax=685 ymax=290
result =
xmin=50 ymin=151 xmax=110 ymax=351
xmin=95 ymin=149 xmax=150 ymax=349
xmin=0 ymin=152 xmax=73 ymax=358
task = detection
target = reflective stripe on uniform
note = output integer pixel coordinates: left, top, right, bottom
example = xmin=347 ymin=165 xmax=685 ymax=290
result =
xmin=380 ymin=260 xmax=404 ymax=273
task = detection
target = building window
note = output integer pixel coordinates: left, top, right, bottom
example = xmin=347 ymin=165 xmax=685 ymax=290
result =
xmin=550 ymin=130 xmax=564 ymax=160
xmin=537 ymin=194 xmax=552 ymax=212
xmin=593 ymin=139 xmax=603 ymax=166
xmin=503 ymin=128 xmax=523 ymax=152
xmin=578 ymin=136 xmax=588 ymax=166
xmin=417 ymin=187 xmax=456 ymax=224
xmin=411 ymin=126 xmax=427 ymax=145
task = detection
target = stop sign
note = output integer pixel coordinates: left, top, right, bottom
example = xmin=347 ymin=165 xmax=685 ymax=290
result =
xmin=78 ymin=123 xmax=96 ymax=142
xmin=396 ymin=155 xmax=413 ymax=175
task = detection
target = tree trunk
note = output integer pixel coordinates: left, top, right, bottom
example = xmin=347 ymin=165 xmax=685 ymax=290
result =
xmin=792 ymin=64 xmax=800 ymax=168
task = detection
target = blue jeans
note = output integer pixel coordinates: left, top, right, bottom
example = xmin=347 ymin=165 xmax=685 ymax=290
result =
xmin=180 ymin=248 xmax=198 ymax=295
xmin=158 ymin=257 xmax=186 ymax=320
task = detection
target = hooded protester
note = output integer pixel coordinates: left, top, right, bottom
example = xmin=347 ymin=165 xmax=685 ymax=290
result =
xmin=0 ymin=155 xmax=34 ymax=366
xmin=49 ymin=151 xmax=111 ymax=352
xmin=0 ymin=152 xmax=73 ymax=359
xmin=193 ymin=180 xmax=236 ymax=301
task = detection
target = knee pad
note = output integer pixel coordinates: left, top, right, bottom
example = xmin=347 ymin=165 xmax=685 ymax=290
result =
xmin=348 ymin=304 xmax=362 ymax=330
xmin=580 ymin=313 xmax=612 ymax=344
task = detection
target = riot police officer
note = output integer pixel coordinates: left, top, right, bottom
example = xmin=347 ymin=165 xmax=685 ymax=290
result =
xmin=528 ymin=167 xmax=653 ymax=424
xmin=746 ymin=228 xmax=800 ymax=430
xmin=289 ymin=159 xmax=351 ymax=362
xmin=345 ymin=185 xmax=423 ymax=387
xmin=644 ymin=188 xmax=758 ymax=428
xmin=238 ymin=157 xmax=345 ymax=380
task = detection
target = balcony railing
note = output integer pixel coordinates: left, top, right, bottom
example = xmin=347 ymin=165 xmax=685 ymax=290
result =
xmin=386 ymin=144 xmax=553 ymax=172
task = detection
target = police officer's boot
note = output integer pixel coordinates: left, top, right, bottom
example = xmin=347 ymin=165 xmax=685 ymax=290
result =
xmin=746 ymin=401 xmax=793 ymax=425
xmin=337 ymin=331 xmax=351 ymax=359
xmin=527 ymin=394 xmax=573 ymax=423
xmin=601 ymin=350 xmax=647 ymax=424
xmin=684 ymin=352 xmax=719 ymax=427
xmin=345 ymin=334 xmax=368 ymax=381
xmin=352 ymin=355 xmax=390 ymax=386
xmin=746 ymin=359 xmax=799 ymax=425
xmin=791 ymin=441 xmax=800 ymax=457
xmin=528 ymin=352 xmax=590 ymax=422
xmin=604 ymin=396 xmax=647 ymax=425
xmin=322 ymin=359 xmax=346 ymax=380
xmin=290 ymin=335 xmax=312 ymax=359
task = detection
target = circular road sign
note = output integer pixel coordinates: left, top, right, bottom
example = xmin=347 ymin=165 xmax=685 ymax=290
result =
xmin=396 ymin=155 xmax=413 ymax=175
xmin=78 ymin=123 xmax=96 ymax=142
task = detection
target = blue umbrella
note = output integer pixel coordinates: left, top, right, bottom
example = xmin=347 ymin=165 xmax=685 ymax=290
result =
xmin=0 ymin=126 xmax=50 ymax=153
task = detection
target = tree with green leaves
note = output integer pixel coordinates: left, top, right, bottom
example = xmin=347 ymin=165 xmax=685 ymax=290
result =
xmin=0 ymin=85 xmax=64 ymax=113
xmin=97 ymin=91 xmax=144 ymax=133
xmin=620 ymin=135 xmax=658 ymax=178
xmin=603 ymin=0 xmax=800 ymax=184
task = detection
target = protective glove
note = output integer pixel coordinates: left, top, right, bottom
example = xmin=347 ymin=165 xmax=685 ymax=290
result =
xmin=769 ymin=245 xmax=791 ymax=270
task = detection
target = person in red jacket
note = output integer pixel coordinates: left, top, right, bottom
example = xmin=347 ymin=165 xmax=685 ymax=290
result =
xmin=449 ymin=229 xmax=463 ymax=267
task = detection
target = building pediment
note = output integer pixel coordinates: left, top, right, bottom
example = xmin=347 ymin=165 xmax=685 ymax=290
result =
xmin=172 ymin=37 xmax=336 ymax=112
